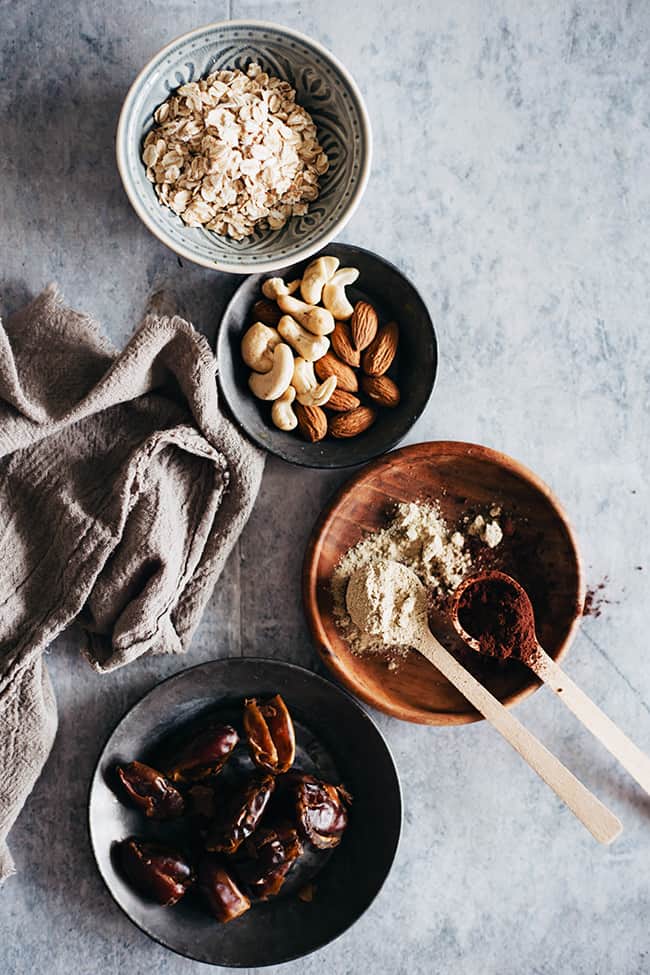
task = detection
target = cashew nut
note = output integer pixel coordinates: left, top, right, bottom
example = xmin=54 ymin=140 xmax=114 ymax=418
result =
xmin=297 ymin=374 xmax=338 ymax=407
xmin=300 ymin=256 xmax=340 ymax=305
xmin=322 ymin=267 xmax=360 ymax=320
xmin=271 ymin=386 xmax=298 ymax=431
xmin=277 ymin=315 xmax=330 ymax=361
xmin=277 ymin=294 xmax=335 ymax=336
xmin=262 ymin=278 xmax=289 ymax=300
xmin=241 ymin=322 xmax=282 ymax=372
xmin=291 ymin=357 xmax=338 ymax=406
xmin=291 ymin=357 xmax=318 ymax=396
xmin=248 ymin=343 xmax=294 ymax=400
xmin=261 ymin=277 xmax=299 ymax=300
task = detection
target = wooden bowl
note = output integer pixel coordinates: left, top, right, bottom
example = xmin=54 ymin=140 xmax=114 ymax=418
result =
xmin=303 ymin=441 xmax=585 ymax=725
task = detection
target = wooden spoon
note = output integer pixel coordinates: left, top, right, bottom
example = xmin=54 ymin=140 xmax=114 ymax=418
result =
xmin=346 ymin=560 xmax=621 ymax=844
xmin=452 ymin=570 xmax=650 ymax=797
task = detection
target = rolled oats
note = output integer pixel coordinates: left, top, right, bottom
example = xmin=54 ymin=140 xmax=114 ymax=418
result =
xmin=142 ymin=63 xmax=329 ymax=240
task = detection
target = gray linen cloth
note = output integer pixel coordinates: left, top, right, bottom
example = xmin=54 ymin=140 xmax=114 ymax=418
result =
xmin=0 ymin=285 xmax=264 ymax=883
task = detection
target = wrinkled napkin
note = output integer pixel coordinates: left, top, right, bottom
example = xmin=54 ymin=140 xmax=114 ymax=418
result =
xmin=0 ymin=285 xmax=264 ymax=883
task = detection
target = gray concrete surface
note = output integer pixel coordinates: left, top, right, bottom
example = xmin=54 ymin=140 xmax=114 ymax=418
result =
xmin=1 ymin=1 xmax=649 ymax=972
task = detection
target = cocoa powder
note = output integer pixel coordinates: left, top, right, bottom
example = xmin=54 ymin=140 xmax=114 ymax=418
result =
xmin=456 ymin=577 xmax=538 ymax=663
xmin=583 ymin=580 xmax=609 ymax=618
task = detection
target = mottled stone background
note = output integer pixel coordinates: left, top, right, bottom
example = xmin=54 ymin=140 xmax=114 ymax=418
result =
xmin=1 ymin=1 xmax=649 ymax=973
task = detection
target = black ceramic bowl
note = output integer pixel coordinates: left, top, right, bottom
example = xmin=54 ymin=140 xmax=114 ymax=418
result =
xmin=216 ymin=243 xmax=437 ymax=467
xmin=88 ymin=658 xmax=402 ymax=967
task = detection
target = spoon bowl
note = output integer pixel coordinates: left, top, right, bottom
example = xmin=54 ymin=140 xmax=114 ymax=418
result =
xmin=451 ymin=570 xmax=539 ymax=662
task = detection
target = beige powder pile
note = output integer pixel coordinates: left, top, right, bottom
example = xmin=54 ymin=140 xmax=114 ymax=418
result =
xmin=331 ymin=500 xmax=502 ymax=657
xmin=345 ymin=559 xmax=427 ymax=647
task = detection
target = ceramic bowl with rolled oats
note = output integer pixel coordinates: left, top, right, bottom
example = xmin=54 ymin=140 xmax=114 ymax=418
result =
xmin=117 ymin=21 xmax=372 ymax=273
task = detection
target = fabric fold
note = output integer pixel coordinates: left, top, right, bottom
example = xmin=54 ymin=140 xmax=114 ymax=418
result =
xmin=0 ymin=286 xmax=264 ymax=883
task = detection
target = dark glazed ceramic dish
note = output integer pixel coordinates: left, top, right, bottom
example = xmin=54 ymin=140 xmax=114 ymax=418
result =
xmin=88 ymin=658 xmax=402 ymax=967
xmin=216 ymin=242 xmax=437 ymax=467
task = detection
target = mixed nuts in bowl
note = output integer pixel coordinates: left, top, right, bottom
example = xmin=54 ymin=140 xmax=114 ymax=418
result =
xmin=217 ymin=242 xmax=438 ymax=468
xmin=242 ymin=257 xmax=402 ymax=442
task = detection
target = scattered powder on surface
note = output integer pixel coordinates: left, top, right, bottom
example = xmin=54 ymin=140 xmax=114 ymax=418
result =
xmin=332 ymin=500 xmax=503 ymax=657
xmin=582 ymin=579 xmax=610 ymax=618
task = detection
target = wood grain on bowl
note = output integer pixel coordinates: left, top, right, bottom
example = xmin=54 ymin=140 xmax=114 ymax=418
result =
xmin=303 ymin=441 xmax=584 ymax=725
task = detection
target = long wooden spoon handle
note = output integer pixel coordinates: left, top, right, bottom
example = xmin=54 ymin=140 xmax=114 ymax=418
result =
xmin=416 ymin=631 xmax=622 ymax=844
xmin=533 ymin=650 xmax=650 ymax=795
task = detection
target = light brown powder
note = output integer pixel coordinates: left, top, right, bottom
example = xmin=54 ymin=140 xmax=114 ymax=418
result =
xmin=331 ymin=500 xmax=502 ymax=657
xmin=345 ymin=559 xmax=427 ymax=647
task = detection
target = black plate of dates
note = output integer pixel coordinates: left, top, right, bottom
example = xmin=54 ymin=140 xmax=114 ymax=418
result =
xmin=88 ymin=658 xmax=402 ymax=967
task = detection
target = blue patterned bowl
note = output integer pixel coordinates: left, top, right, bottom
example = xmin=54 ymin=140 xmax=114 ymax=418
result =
xmin=116 ymin=21 xmax=372 ymax=273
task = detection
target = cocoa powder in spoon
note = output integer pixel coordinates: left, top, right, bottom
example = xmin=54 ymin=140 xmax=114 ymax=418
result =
xmin=456 ymin=576 xmax=538 ymax=663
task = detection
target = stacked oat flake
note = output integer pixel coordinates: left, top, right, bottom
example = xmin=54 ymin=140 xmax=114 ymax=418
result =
xmin=142 ymin=63 xmax=329 ymax=240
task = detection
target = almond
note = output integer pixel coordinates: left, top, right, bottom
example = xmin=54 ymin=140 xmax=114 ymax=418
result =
xmin=361 ymin=374 xmax=401 ymax=408
xmin=295 ymin=403 xmax=327 ymax=443
xmin=324 ymin=388 xmax=361 ymax=412
xmin=329 ymin=406 xmax=377 ymax=439
xmin=350 ymin=301 xmax=379 ymax=351
xmin=252 ymin=298 xmax=282 ymax=328
xmin=362 ymin=321 xmax=399 ymax=376
xmin=314 ymin=352 xmax=359 ymax=393
xmin=330 ymin=322 xmax=360 ymax=368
